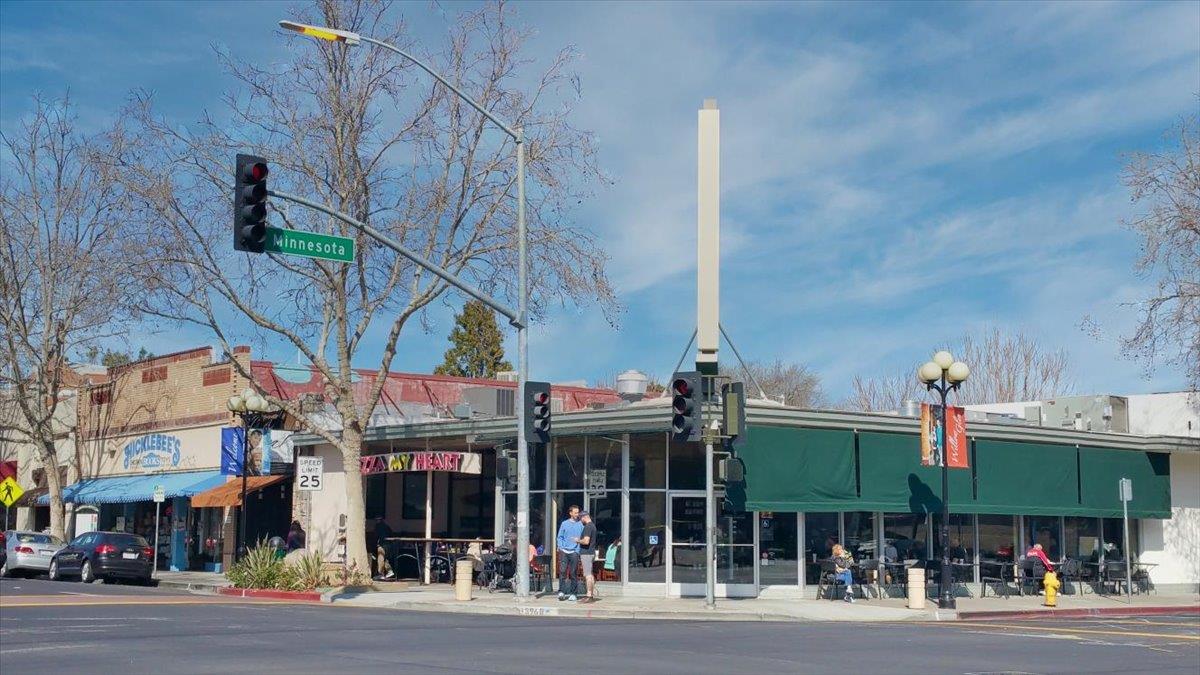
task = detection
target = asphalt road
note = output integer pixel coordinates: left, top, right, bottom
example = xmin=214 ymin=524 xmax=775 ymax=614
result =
xmin=2 ymin=577 xmax=1197 ymax=674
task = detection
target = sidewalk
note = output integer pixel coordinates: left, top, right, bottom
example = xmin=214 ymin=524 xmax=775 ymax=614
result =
xmin=328 ymin=585 xmax=1199 ymax=623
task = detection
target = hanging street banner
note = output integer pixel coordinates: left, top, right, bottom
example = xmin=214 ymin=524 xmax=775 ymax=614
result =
xmin=264 ymin=226 xmax=354 ymax=263
xmin=360 ymin=451 xmax=482 ymax=475
xmin=920 ymin=404 xmax=969 ymax=469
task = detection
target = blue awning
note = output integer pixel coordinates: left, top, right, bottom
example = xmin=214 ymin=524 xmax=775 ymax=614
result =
xmin=37 ymin=470 xmax=226 ymax=506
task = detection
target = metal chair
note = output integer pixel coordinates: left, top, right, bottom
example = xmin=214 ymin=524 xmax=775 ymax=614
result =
xmin=979 ymin=561 xmax=1010 ymax=599
xmin=1101 ymin=560 xmax=1130 ymax=596
xmin=1058 ymin=558 xmax=1085 ymax=595
xmin=1017 ymin=558 xmax=1045 ymax=596
xmin=815 ymin=559 xmax=850 ymax=600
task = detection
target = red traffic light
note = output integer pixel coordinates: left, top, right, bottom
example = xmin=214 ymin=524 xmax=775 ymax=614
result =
xmin=532 ymin=391 xmax=550 ymax=405
xmin=243 ymin=162 xmax=269 ymax=182
xmin=672 ymin=378 xmax=691 ymax=396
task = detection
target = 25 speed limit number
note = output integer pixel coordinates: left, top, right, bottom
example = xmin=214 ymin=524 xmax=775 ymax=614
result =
xmin=297 ymin=456 xmax=324 ymax=491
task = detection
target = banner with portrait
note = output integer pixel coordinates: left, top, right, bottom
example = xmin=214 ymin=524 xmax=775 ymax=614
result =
xmin=920 ymin=403 xmax=969 ymax=469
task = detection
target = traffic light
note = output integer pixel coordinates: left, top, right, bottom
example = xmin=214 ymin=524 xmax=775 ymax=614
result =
xmin=670 ymin=371 xmax=701 ymax=442
xmin=234 ymin=153 xmax=269 ymax=253
xmin=718 ymin=456 xmax=744 ymax=483
xmin=497 ymin=451 xmax=518 ymax=489
xmin=722 ymin=381 xmax=746 ymax=449
xmin=525 ymin=381 xmax=552 ymax=444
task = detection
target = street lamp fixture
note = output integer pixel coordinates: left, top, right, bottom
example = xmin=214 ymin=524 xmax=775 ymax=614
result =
xmin=917 ymin=351 xmax=970 ymax=610
xmin=228 ymin=388 xmax=272 ymax=562
xmin=279 ymin=18 xmax=533 ymax=597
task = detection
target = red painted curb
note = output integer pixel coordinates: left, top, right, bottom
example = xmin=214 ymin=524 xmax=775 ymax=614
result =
xmin=957 ymin=605 xmax=1200 ymax=621
xmin=217 ymin=587 xmax=323 ymax=602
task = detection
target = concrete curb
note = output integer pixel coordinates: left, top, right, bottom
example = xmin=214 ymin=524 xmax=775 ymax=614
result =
xmin=956 ymin=604 xmax=1200 ymax=621
xmin=217 ymin=587 xmax=324 ymax=602
xmin=153 ymin=579 xmax=226 ymax=595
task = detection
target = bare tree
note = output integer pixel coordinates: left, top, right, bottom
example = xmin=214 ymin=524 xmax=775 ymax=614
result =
xmin=723 ymin=359 xmax=823 ymax=407
xmin=1119 ymin=115 xmax=1199 ymax=389
xmin=842 ymin=327 xmax=1072 ymax=411
xmin=118 ymin=0 xmax=615 ymax=574
xmin=0 ymin=95 xmax=138 ymax=540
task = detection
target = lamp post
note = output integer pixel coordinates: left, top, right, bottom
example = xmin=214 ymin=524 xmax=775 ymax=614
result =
xmin=227 ymin=388 xmax=271 ymax=562
xmin=278 ymin=20 xmax=532 ymax=597
xmin=917 ymin=351 xmax=970 ymax=610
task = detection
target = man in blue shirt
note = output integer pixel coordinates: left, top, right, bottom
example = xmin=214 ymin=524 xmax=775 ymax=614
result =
xmin=556 ymin=505 xmax=584 ymax=601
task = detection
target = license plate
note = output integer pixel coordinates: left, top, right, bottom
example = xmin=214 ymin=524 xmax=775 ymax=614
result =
xmin=122 ymin=552 xmax=138 ymax=560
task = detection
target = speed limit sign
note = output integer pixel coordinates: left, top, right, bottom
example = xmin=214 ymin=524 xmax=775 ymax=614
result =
xmin=297 ymin=456 xmax=323 ymax=491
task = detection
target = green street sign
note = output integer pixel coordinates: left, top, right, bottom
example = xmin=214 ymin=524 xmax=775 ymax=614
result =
xmin=264 ymin=226 xmax=354 ymax=263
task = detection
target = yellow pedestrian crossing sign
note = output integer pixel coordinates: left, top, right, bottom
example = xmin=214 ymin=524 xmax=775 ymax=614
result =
xmin=0 ymin=476 xmax=24 ymax=507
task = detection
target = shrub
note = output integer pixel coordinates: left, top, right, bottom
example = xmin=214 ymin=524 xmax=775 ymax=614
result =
xmin=226 ymin=542 xmax=329 ymax=591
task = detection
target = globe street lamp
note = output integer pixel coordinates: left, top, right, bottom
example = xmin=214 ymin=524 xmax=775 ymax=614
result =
xmin=917 ymin=351 xmax=970 ymax=609
xmin=228 ymin=388 xmax=271 ymax=562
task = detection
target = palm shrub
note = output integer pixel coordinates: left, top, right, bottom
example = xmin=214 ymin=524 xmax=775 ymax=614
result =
xmin=226 ymin=541 xmax=289 ymax=590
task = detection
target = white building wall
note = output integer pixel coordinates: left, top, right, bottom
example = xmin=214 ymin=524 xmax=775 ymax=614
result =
xmin=304 ymin=444 xmax=348 ymax=563
xmin=1140 ymin=452 xmax=1200 ymax=590
xmin=1126 ymin=392 xmax=1199 ymax=437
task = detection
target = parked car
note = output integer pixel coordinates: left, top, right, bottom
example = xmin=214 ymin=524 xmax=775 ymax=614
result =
xmin=49 ymin=531 xmax=153 ymax=584
xmin=0 ymin=530 xmax=6 ymax=572
xmin=2 ymin=530 xmax=65 ymax=577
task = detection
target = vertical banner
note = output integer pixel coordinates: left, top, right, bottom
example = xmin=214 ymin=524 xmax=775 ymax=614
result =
xmin=261 ymin=429 xmax=272 ymax=475
xmin=220 ymin=427 xmax=245 ymax=476
xmin=920 ymin=404 xmax=970 ymax=469
xmin=945 ymin=405 xmax=969 ymax=469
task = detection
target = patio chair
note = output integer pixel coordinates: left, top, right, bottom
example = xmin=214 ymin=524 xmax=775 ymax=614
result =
xmin=815 ymin=559 xmax=849 ymax=600
xmin=1101 ymin=560 xmax=1130 ymax=596
xmin=1017 ymin=558 xmax=1045 ymax=596
xmin=1058 ymin=558 xmax=1085 ymax=595
xmin=979 ymin=561 xmax=1010 ymax=599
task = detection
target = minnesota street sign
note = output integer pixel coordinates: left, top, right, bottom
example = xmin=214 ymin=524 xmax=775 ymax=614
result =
xmin=264 ymin=227 xmax=355 ymax=263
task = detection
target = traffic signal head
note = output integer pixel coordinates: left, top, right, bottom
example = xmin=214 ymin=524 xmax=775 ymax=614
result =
xmin=525 ymin=381 xmax=552 ymax=444
xmin=670 ymin=371 xmax=701 ymax=442
xmin=234 ymin=153 xmax=270 ymax=253
xmin=722 ymin=381 xmax=746 ymax=449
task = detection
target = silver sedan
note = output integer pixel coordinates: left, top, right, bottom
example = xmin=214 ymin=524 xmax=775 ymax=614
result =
xmin=1 ymin=530 xmax=65 ymax=577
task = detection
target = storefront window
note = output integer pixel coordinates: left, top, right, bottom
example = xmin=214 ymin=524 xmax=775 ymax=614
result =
xmin=628 ymin=433 xmax=666 ymax=489
xmin=882 ymin=512 xmax=931 ymax=562
xmin=759 ymin=512 xmax=798 ymax=586
xmin=530 ymin=443 xmax=548 ymax=491
xmin=628 ymin=492 xmax=666 ymax=583
xmin=364 ymin=473 xmax=387 ymax=520
xmin=401 ymin=473 xmax=427 ymax=520
xmin=717 ymin=500 xmax=754 ymax=585
xmin=937 ymin=514 xmax=974 ymax=562
xmin=588 ymin=436 xmax=623 ymax=489
xmin=1064 ymin=516 xmax=1102 ymax=562
xmin=978 ymin=515 xmax=1016 ymax=561
xmin=554 ymin=437 xmax=586 ymax=490
xmin=1102 ymin=518 xmax=1139 ymax=560
xmin=804 ymin=512 xmax=838 ymax=584
xmin=668 ymin=438 xmax=705 ymax=490
xmin=1025 ymin=516 xmax=1062 ymax=561
xmin=587 ymin=494 xmax=622 ymax=582
xmin=843 ymin=512 xmax=876 ymax=560
xmin=502 ymin=492 xmax=546 ymax=552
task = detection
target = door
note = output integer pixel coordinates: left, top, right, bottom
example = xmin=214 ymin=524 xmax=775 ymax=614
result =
xmin=667 ymin=494 xmax=757 ymax=597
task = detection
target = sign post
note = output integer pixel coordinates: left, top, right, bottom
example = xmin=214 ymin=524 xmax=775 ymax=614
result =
xmin=153 ymin=484 xmax=166 ymax=577
xmin=1118 ymin=477 xmax=1133 ymax=603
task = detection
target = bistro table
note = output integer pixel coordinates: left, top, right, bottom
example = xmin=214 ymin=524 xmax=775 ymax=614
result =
xmin=384 ymin=537 xmax=489 ymax=584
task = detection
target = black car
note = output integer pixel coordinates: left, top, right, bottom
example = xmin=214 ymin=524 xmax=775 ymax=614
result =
xmin=49 ymin=531 xmax=153 ymax=584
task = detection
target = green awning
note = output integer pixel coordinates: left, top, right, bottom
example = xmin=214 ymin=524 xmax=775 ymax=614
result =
xmin=974 ymin=440 xmax=1079 ymax=515
xmin=741 ymin=425 xmax=856 ymax=511
xmin=857 ymin=432 xmax=975 ymax=514
xmin=1079 ymin=447 xmax=1171 ymax=518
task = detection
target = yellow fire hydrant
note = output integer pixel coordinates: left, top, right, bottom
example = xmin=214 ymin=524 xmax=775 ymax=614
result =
xmin=1043 ymin=570 xmax=1060 ymax=607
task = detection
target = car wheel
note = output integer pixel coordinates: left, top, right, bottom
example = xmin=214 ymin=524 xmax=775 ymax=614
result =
xmin=48 ymin=558 xmax=61 ymax=581
xmin=80 ymin=559 xmax=95 ymax=584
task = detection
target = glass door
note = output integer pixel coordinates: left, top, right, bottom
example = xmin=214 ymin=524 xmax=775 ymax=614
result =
xmin=667 ymin=493 xmax=756 ymax=597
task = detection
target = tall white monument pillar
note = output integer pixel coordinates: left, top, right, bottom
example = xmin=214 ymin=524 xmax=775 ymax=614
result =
xmin=696 ymin=99 xmax=720 ymax=374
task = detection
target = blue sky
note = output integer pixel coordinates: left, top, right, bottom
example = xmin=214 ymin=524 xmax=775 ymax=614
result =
xmin=2 ymin=1 xmax=1197 ymax=400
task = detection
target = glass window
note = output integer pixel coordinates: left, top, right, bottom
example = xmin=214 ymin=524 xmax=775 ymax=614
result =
xmin=759 ymin=512 xmax=798 ymax=586
xmin=804 ymin=512 xmax=839 ymax=584
xmin=628 ymin=433 xmax=666 ymax=489
xmin=938 ymin=514 xmax=974 ymax=562
xmin=502 ymin=492 xmax=546 ymax=553
xmin=1064 ymin=517 xmax=1101 ymax=562
xmin=668 ymin=438 xmax=705 ymax=490
xmin=1025 ymin=516 xmax=1062 ymax=561
xmin=554 ymin=437 xmax=586 ymax=490
xmin=843 ymin=512 xmax=876 ymax=560
xmin=882 ymin=512 xmax=932 ymax=563
xmin=587 ymin=436 xmax=623 ymax=489
xmin=628 ymin=492 xmax=666 ymax=583
xmin=448 ymin=472 xmax=493 ymax=539
xmin=978 ymin=515 xmax=1016 ymax=562
xmin=364 ymin=473 xmax=387 ymax=520
xmin=1102 ymin=518 xmax=1138 ymax=561
xmin=401 ymin=473 xmax=427 ymax=520
xmin=530 ymin=443 xmax=547 ymax=491
xmin=671 ymin=495 xmax=707 ymax=584
xmin=587 ymin=494 xmax=622 ymax=582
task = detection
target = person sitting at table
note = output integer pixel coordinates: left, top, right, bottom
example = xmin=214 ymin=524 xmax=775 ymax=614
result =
xmin=831 ymin=543 xmax=856 ymax=603
xmin=948 ymin=538 xmax=969 ymax=563
xmin=373 ymin=516 xmax=395 ymax=580
xmin=1026 ymin=542 xmax=1055 ymax=571
xmin=882 ymin=539 xmax=898 ymax=563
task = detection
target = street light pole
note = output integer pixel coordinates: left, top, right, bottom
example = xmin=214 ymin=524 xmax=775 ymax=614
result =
xmin=918 ymin=352 xmax=970 ymax=610
xmin=228 ymin=388 xmax=270 ymax=563
xmin=279 ymin=20 xmax=532 ymax=597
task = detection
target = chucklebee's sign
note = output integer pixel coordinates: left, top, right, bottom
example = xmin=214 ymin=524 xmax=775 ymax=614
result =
xmin=123 ymin=433 xmax=183 ymax=470
xmin=359 ymin=451 xmax=482 ymax=475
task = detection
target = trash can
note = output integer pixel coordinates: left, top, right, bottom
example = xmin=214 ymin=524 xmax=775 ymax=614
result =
xmin=907 ymin=566 xmax=926 ymax=609
xmin=455 ymin=557 xmax=475 ymax=601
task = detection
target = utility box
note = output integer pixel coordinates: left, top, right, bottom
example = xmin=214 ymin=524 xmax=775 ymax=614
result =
xmin=1042 ymin=396 xmax=1129 ymax=433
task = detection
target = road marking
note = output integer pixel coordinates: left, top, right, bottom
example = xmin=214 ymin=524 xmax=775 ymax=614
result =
xmin=1 ymin=644 xmax=90 ymax=655
xmin=950 ymin=621 xmax=1200 ymax=641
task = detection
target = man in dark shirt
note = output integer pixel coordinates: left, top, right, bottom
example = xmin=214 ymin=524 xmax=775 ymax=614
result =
xmin=578 ymin=512 xmax=599 ymax=603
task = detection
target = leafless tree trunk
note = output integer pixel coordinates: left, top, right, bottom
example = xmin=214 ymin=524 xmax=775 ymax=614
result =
xmin=842 ymin=327 xmax=1073 ymax=411
xmin=118 ymin=0 xmax=615 ymax=575
xmin=1119 ymin=115 xmax=1199 ymax=389
xmin=0 ymin=95 xmax=138 ymax=540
